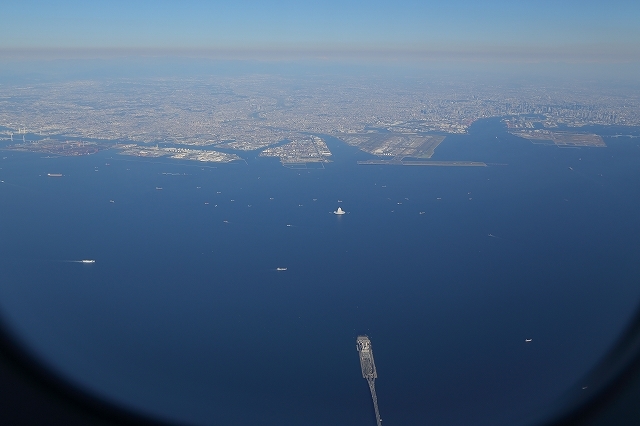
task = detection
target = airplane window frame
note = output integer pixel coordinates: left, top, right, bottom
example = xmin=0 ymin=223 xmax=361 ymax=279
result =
xmin=2 ymin=307 xmax=640 ymax=426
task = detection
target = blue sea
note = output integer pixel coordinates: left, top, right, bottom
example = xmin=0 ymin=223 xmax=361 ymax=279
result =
xmin=1 ymin=118 xmax=640 ymax=426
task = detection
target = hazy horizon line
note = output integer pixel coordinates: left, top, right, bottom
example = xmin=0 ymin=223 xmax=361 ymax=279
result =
xmin=1 ymin=45 xmax=639 ymax=64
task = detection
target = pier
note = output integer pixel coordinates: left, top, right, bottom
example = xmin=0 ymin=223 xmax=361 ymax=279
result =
xmin=357 ymin=336 xmax=382 ymax=426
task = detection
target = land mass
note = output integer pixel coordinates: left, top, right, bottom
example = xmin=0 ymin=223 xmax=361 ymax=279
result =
xmin=510 ymin=129 xmax=606 ymax=147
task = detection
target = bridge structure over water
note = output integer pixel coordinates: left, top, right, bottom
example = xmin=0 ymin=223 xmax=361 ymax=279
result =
xmin=357 ymin=159 xmax=487 ymax=166
xmin=357 ymin=335 xmax=382 ymax=426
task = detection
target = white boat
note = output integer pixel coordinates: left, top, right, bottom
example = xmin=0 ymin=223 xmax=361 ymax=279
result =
xmin=334 ymin=207 xmax=346 ymax=215
xmin=80 ymin=259 xmax=95 ymax=264
xmin=276 ymin=267 xmax=287 ymax=271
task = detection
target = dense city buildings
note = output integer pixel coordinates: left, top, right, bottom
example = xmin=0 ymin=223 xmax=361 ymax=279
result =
xmin=1 ymin=74 xmax=638 ymax=162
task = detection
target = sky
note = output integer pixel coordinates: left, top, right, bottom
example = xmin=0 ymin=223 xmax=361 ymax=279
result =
xmin=1 ymin=0 xmax=640 ymax=62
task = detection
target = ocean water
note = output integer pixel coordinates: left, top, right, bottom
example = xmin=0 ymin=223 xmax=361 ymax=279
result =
xmin=1 ymin=118 xmax=640 ymax=425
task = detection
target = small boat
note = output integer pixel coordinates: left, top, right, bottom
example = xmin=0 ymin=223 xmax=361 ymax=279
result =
xmin=525 ymin=338 xmax=533 ymax=343
xmin=334 ymin=207 xmax=346 ymax=215
xmin=156 ymin=187 xmax=163 ymax=190
xmin=47 ymin=173 xmax=63 ymax=177
xmin=80 ymin=259 xmax=95 ymax=264
xmin=276 ymin=267 xmax=287 ymax=271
